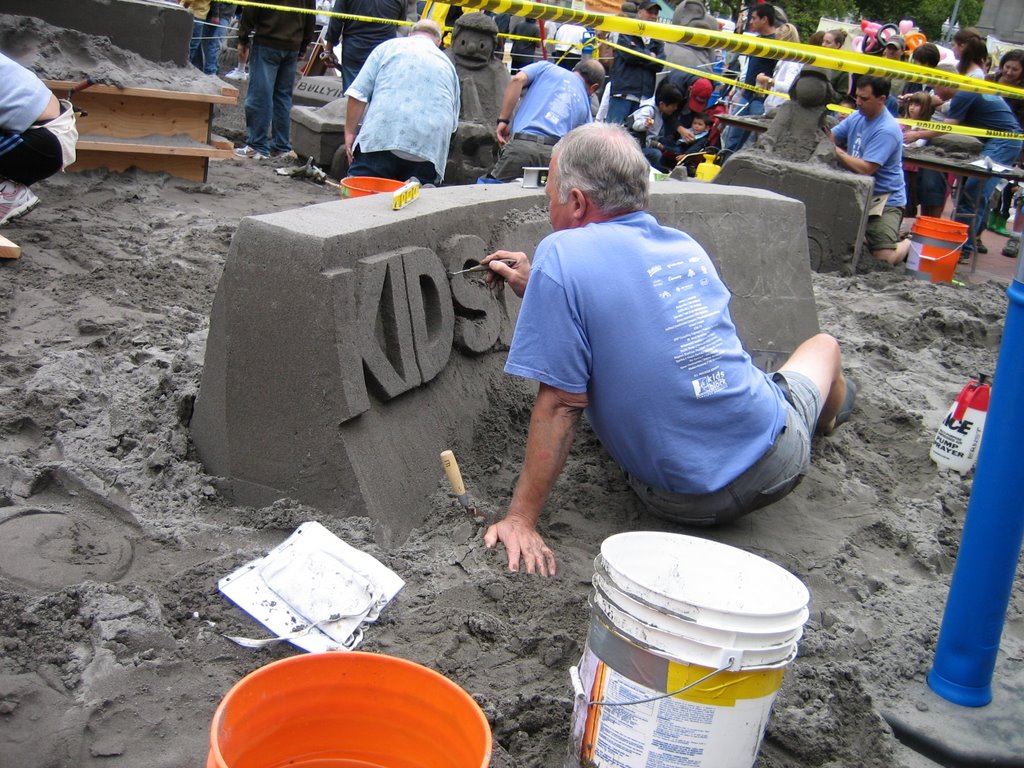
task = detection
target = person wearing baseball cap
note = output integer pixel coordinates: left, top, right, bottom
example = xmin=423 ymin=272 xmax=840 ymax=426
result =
xmin=882 ymin=35 xmax=906 ymax=60
xmin=687 ymin=77 xmax=713 ymax=111
xmin=881 ymin=35 xmax=909 ymax=100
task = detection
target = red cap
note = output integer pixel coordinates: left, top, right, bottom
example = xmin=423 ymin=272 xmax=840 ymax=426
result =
xmin=688 ymin=79 xmax=713 ymax=111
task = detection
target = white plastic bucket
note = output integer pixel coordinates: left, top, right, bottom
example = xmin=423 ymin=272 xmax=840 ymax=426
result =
xmin=567 ymin=532 xmax=810 ymax=768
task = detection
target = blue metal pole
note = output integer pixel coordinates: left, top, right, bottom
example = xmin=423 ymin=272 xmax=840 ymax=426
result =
xmin=928 ymin=257 xmax=1024 ymax=706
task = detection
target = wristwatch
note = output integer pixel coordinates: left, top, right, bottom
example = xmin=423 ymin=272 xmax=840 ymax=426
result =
xmin=497 ymin=118 xmax=510 ymax=125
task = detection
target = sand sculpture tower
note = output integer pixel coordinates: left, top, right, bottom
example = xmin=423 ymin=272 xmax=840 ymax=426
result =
xmin=445 ymin=12 xmax=511 ymax=183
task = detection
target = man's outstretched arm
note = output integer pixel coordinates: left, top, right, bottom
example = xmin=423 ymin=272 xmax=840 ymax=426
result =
xmin=483 ymin=383 xmax=587 ymax=576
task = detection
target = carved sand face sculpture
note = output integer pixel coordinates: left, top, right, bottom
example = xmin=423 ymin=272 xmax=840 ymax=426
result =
xmin=450 ymin=13 xmax=498 ymax=71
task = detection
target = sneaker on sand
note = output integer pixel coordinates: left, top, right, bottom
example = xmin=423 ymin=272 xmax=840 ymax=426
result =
xmin=225 ymin=66 xmax=248 ymax=81
xmin=1003 ymin=236 xmax=1020 ymax=258
xmin=270 ymin=149 xmax=298 ymax=160
xmin=234 ymin=145 xmax=268 ymax=160
xmin=0 ymin=179 xmax=40 ymax=226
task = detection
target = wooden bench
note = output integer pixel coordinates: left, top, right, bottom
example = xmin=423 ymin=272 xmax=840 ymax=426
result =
xmin=44 ymin=80 xmax=239 ymax=182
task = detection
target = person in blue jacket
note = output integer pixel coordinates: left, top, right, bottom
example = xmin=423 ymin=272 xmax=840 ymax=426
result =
xmin=605 ymin=1 xmax=665 ymax=125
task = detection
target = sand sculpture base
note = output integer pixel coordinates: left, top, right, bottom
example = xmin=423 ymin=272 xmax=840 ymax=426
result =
xmin=191 ymin=183 xmax=820 ymax=540
xmin=715 ymin=155 xmax=874 ymax=275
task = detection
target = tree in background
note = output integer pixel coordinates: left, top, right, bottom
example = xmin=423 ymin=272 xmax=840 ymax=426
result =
xmin=698 ymin=0 xmax=982 ymax=45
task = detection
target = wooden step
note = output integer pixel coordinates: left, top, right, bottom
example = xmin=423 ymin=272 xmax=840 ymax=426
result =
xmin=44 ymin=80 xmax=239 ymax=182
xmin=0 ymin=235 xmax=21 ymax=260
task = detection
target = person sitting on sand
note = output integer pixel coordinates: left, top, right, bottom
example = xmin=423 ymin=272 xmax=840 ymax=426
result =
xmin=0 ymin=52 xmax=78 ymax=226
xmin=477 ymin=123 xmax=857 ymax=576
xmin=831 ymin=76 xmax=912 ymax=266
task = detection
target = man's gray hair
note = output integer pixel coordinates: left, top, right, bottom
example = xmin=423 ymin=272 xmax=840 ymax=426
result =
xmin=552 ymin=123 xmax=649 ymax=214
xmin=573 ymin=59 xmax=606 ymax=89
xmin=411 ymin=19 xmax=443 ymax=42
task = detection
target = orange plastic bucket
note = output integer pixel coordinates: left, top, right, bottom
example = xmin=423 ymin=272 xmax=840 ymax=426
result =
xmin=207 ymin=652 xmax=492 ymax=768
xmin=340 ymin=176 xmax=405 ymax=198
xmin=906 ymin=216 xmax=969 ymax=283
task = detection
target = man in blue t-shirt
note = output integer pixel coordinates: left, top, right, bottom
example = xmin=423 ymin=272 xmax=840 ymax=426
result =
xmin=831 ymin=76 xmax=912 ymax=265
xmin=904 ymin=81 xmax=1024 ymax=259
xmin=477 ymin=123 xmax=856 ymax=576
xmin=487 ymin=59 xmax=605 ymax=182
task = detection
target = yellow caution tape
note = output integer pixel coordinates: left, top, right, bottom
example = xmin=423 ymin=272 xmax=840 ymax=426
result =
xmin=829 ymin=105 xmax=1024 ymax=140
xmin=437 ymin=0 xmax=1024 ymax=100
xmin=601 ymin=37 xmax=777 ymax=98
xmin=233 ymin=0 xmax=413 ymax=27
xmin=233 ymin=0 xmax=1024 ymax=141
xmin=603 ymin=38 xmax=1024 ymax=140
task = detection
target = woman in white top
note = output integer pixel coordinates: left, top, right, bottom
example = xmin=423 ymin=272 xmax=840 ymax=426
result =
xmin=759 ymin=23 xmax=802 ymax=112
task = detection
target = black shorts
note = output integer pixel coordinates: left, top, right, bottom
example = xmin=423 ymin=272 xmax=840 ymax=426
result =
xmin=0 ymin=124 xmax=63 ymax=186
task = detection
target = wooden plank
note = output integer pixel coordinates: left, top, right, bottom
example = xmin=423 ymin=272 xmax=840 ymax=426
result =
xmin=68 ymin=151 xmax=209 ymax=182
xmin=75 ymin=139 xmax=235 ymax=159
xmin=70 ymin=91 xmax=212 ymax=143
xmin=44 ymin=80 xmax=238 ymax=105
xmin=210 ymin=133 xmax=234 ymax=150
xmin=0 ymin=235 xmax=21 ymax=260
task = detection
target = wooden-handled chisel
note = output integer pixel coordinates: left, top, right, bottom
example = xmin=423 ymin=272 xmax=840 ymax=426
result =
xmin=440 ymin=449 xmax=484 ymax=522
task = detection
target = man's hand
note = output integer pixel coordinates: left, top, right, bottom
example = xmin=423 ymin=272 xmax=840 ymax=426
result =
xmin=482 ymin=250 xmax=530 ymax=297
xmin=496 ymin=121 xmax=512 ymax=146
xmin=677 ymin=125 xmax=695 ymax=143
xmin=237 ymin=42 xmax=250 ymax=66
xmin=483 ymin=515 xmax=557 ymax=576
xmin=345 ymin=131 xmax=356 ymax=164
xmin=321 ymin=49 xmax=340 ymax=70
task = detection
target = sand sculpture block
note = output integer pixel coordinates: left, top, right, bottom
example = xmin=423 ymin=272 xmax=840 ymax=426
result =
xmin=292 ymin=75 xmax=347 ymax=108
xmin=191 ymin=182 xmax=818 ymax=539
xmin=4 ymin=0 xmax=193 ymax=66
xmin=291 ymin=98 xmax=347 ymax=170
xmin=715 ymin=155 xmax=874 ymax=274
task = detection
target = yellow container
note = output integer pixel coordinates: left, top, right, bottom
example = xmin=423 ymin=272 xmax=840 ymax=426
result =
xmin=694 ymin=154 xmax=721 ymax=182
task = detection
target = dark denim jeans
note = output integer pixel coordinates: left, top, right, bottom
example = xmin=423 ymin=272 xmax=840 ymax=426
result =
xmin=245 ymin=44 xmax=298 ymax=156
xmin=606 ymin=96 xmax=637 ymax=126
xmin=347 ymin=149 xmax=439 ymax=185
xmin=190 ymin=15 xmax=228 ymax=75
xmin=722 ymin=95 xmax=765 ymax=154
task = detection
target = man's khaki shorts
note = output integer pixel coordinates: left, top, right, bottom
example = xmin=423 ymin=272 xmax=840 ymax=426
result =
xmin=865 ymin=205 xmax=904 ymax=252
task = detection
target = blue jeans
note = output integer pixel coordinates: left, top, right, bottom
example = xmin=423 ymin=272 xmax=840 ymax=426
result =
xmin=340 ymin=55 xmax=362 ymax=92
xmin=722 ymin=95 xmax=765 ymax=154
xmin=606 ymin=96 xmax=638 ymax=126
xmin=955 ymin=138 xmax=1023 ymax=253
xmin=189 ymin=19 xmax=206 ymax=70
xmin=245 ymin=44 xmax=299 ymax=156
xmin=200 ymin=15 xmax=228 ymax=75
xmin=347 ymin=148 xmax=440 ymax=185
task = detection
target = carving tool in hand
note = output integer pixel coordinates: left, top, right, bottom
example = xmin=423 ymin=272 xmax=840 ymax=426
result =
xmin=448 ymin=258 xmax=516 ymax=276
xmin=440 ymin=450 xmax=485 ymax=523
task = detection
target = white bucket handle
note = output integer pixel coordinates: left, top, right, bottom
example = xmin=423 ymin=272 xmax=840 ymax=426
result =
xmin=569 ymin=655 xmax=738 ymax=709
xmin=911 ymin=235 xmax=969 ymax=262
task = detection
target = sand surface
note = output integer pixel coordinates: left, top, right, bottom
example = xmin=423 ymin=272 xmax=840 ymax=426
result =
xmin=2 ymin=13 xmax=1024 ymax=768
